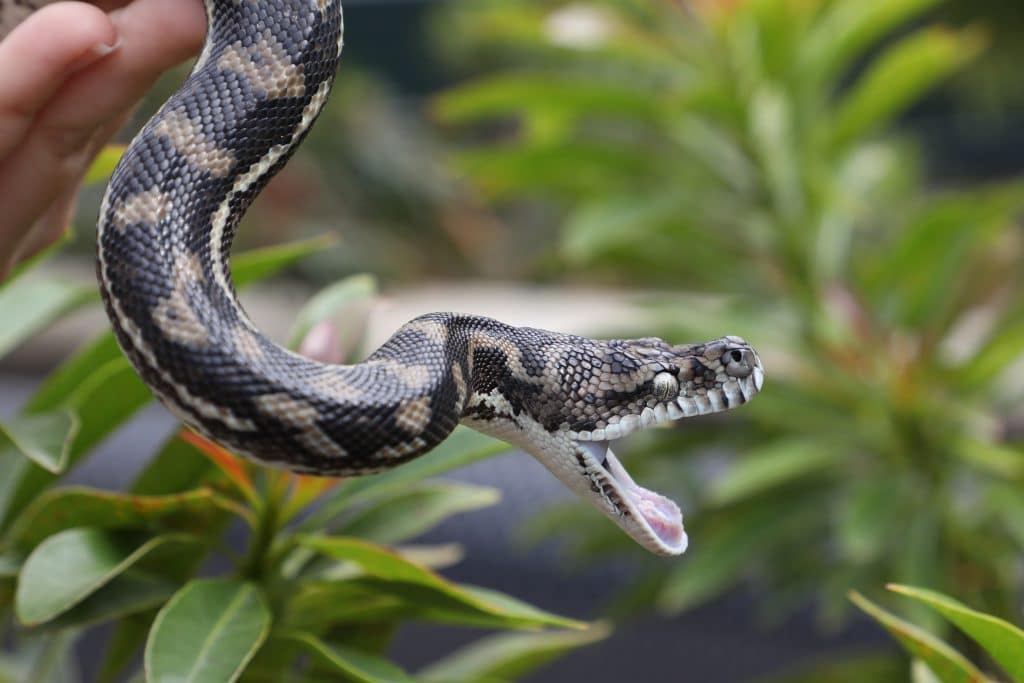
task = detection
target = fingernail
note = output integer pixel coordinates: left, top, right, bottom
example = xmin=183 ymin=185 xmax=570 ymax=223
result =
xmin=90 ymin=36 xmax=122 ymax=57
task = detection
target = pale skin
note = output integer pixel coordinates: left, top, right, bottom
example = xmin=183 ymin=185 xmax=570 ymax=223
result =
xmin=0 ymin=0 xmax=205 ymax=278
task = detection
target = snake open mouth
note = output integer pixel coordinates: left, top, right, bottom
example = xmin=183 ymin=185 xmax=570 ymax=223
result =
xmin=572 ymin=366 xmax=764 ymax=555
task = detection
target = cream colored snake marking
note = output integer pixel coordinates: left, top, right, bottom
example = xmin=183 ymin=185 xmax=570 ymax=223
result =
xmin=3 ymin=0 xmax=763 ymax=555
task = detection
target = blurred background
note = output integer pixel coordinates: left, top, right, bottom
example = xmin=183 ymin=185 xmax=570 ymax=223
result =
xmin=3 ymin=0 xmax=1024 ymax=680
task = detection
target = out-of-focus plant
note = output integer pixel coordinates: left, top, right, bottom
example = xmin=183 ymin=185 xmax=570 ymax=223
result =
xmin=432 ymin=0 xmax=1024 ymax=644
xmin=0 ymin=153 xmax=605 ymax=682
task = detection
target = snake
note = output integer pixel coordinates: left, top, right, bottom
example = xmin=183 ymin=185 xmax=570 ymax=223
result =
xmin=3 ymin=0 xmax=763 ymax=556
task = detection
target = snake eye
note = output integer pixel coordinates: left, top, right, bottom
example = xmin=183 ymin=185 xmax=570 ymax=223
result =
xmin=652 ymin=372 xmax=679 ymax=401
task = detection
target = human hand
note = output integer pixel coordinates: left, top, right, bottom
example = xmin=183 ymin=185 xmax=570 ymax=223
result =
xmin=0 ymin=0 xmax=205 ymax=278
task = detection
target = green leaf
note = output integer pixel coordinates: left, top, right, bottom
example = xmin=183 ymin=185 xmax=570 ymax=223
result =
xmin=85 ymin=145 xmax=126 ymax=184
xmin=6 ymin=487 xmax=238 ymax=550
xmin=231 ymin=233 xmax=339 ymax=287
xmin=0 ymin=411 xmax=78 ymax=474
xmin=830 ymin=27 xmax=985 ymax=150
xmin=298 ymin=536 xmax=586 ymax=631
xmin=888 ymin=585 xmax=1024 ymax=683
xmin=0 ymin=360 xmax=153 ymax=530
xmin=334 ymin=480 xmax=501 ymax=544
xmin=47 ymin=572 xmax=174 ymax=630
xmin=419 ymin=623 xmax=611 ymax=683
xmin=287 ymin=274 xmax=377 ymax=348
xmin=0 ymin=275 xmax=96 ymax=359
xmin=299 ymin=426 xmax=508 ymax=532
xmin=131 ymin=433 xmax=217 ymax=496
xmin=23 ymin=334 xmax=124 ymax=414
xmin=849 ymin=591 xmax=991 ymax=683
xmin=286 ymin=632 xmax=413 ymax=683
xmin=707 ymin=440 xmax=841 ymax=506
xmin=146 ymin=579 xmax=270 ymax=683
xmin=97 ymin=613 xmax=155 ymax=683
xmin=799 ymin=0 xmax=945 ymax=84
xmin=15 ymin=529 xmax=200 ymax=626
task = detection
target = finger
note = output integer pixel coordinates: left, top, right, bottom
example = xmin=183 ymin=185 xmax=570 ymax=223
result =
xmin=0 ymin=0 xmax=205 ymax=261
xmin=42 ymin=0 xmax=207 ymax=132
xmin=10 ymin=112 xmax=129 ymax=268
xmin=0 ymin=2 xmax=118 ymax=158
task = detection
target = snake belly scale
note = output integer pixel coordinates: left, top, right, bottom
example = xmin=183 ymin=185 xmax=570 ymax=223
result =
xmin=2 ymin=0 xmax=764 ymax=556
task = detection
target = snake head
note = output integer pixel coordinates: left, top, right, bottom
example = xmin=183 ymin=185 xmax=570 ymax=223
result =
xmin=464 ymin=330 xmax=764 ymax=557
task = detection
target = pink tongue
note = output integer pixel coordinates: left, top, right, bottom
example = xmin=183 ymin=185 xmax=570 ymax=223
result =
xmin=602 ymin=445 xmax=686 ymax=549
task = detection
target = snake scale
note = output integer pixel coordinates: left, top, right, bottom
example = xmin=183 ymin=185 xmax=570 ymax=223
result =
xmin=4 ymin=0 xmax=763 ymax=555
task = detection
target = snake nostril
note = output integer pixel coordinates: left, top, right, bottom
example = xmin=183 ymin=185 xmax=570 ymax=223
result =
xmin=729 ymin=349 xmax=744 ymax=363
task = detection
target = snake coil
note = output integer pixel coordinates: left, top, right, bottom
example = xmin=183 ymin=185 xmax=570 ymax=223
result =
xmin=5 ymin=0 xmax=764 ymax=556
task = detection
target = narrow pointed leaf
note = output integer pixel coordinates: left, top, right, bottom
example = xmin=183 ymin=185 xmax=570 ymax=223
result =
xmin=888 ymin=584 xmax=1024 ymax=683
xmin=299 ymin=536 xmax=586 ymax=630
xmin=849 ymin=591 xmax=991 ymax=683
xmin=286 ymin=632 xmax=413 ymax=683
xmin=419 ymin=623 xmax=611 ymax=683
xmin=299 ymin=426 xmax=508 ymax=531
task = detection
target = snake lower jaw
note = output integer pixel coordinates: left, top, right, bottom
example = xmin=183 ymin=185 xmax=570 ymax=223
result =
xmin=578 ymin=439 xmax=688 ymax=556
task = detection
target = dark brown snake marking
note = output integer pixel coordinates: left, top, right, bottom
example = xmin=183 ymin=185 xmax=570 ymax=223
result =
xmin=3 ymin=0 xmax=764 ymax=555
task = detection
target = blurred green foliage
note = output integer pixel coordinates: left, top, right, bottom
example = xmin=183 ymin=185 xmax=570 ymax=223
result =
xmin=432 ymin=0 xmax=1024 ymax=646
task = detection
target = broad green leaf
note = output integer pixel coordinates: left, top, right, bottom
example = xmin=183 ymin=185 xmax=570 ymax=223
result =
xmin=335 ymin=481 xmax=501 ymax=544
xmin=888 ymin=585 xmax=1024 ymax=683
xmin=146 ymin=579 xmax=270 ymax=683
xmin=46 ymin=572 xmax=174 ymax=630
xmin=0 ymin=410 xmax=78 ymax=474
xmin=707 ymin=440 xmax=841 ymax=506
xmin=0 ymin=275 xmax=96 ymax=359
xmin=299 ymin=426 xmax=508 ymax=532
xmin=15 ymin=529 xmax=200 ymax=626
xmin=85 ymin=145 xmax=126 ymax=184
xmin=298 ymin=536 xmax=586 ymax=631
xmin=6 ymin=487 xmax=239 ymax=550
xmin=419 ymin=623 xmax=611 ymax=683
xmin=287 ymin=274 xmax=377 ymax=348
xmin=830 ymin=27 xmax=985 ymax=150
xmin=0 ymin=360 xmax=153 ymax=531
xmin=849 ymin=591 xmax=991 ymax=683
xmin=286 ymin=632 xmax=413 ymax=683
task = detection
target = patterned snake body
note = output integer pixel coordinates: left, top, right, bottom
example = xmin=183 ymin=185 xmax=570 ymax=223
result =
xmin=4 ymin=0 xmax=763 ymax=556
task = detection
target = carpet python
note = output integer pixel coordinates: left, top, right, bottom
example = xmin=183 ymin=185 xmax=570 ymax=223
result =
xmin=4 ymin=0 xmax=763 ymax=556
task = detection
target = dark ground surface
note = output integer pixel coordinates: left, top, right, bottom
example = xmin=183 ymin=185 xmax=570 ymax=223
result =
xmin=0 ymin=374 xmax=890 ymax=682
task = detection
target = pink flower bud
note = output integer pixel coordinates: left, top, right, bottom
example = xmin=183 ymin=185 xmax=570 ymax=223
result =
xmin=299 ymin=320 xmax=344 ymax=364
